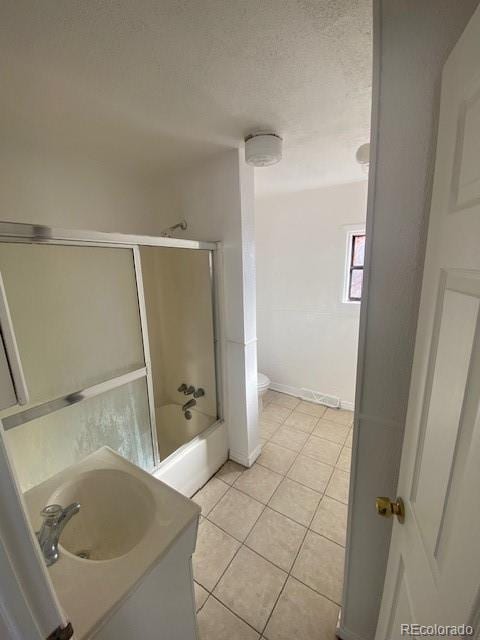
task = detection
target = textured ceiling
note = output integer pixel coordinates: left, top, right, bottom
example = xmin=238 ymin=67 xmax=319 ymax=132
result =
xmin=0 ymin=1 xmax=372 ymax=195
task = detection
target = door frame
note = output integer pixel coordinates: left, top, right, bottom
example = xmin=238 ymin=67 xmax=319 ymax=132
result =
xmin=338 ymin=2 xmax=480 ymax=639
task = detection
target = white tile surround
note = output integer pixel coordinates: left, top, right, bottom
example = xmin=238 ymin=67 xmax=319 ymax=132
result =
xmin=193 ymin=391 xmax=353 ymax=639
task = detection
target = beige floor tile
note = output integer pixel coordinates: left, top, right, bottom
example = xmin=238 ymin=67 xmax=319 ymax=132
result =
xmin=257 ymin=442 xmax=297 ymax=475
xmin=209 ymin=487 xmax=264 ymax=541
xmin=310 ymin=496 xmax=348 ymax=546
xmin=264 ymin=577 xmax=339 ymax=640
xmin=336 ymin=446 xmax=352 ymax=472
xmin=263 ymin=389 xmax=279 ymax=404
xmin=262 ymin=404 xmax=292 ymax=423
xmin=287 ymin=455 xmax=333 ymax=493
xmin=292 ymin=530 xmax=345 ymax=604
xmin=301 ymin=435 xmax=342 ymax=466
xmin=245 ymin=507 xmax=306 ymax=571
xmin=193 ymin=477 xmax=229 ymax=516
xmin=268 ymin=478 xmax=321 ymax=526
xmin=260 ymin=417 xmax=281 ymax=440
xmin=284 ymin=411 xmax=318 ymax=433
xmin=295 ymin=400 xmax=327 ymax=418
xmin=214 ymin=547 xmax=287 ymax=632
xmin=197 ymin=596 xmax=260 ymax=640
xmin=215 ymin=460 xmax=245 ymax=485
xmin=193 ymin=519 xmax=240 ymax=591
xmin=266 ymin=391 xmax=300 ymax=409
xmin=313 ymin=419 xmax=350 ymax=444
xmin=270 ymin=425 xmax=309 ymax=452
xmin=326 ymin=468 xmax=350 ymax=504
xmin=323 ymin=407 xmax=354 ymax=426
xmin=345 ymin=429 xmax=353 ymax=447
xmin=233 ymin=463 xmax=283 ymax=504
xmin=194 ymin=581 xmax=209 ymax=612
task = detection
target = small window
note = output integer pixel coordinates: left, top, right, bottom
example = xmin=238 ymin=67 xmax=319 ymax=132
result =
xmin=344 ymin=231 xmax=365 ymax=303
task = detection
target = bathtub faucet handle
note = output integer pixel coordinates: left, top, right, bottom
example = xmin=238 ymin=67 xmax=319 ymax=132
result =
xmin=177 ymin=383 xmax=188 ymax=393
xmin=184 ymin=385 xmax=195 ymax=395
xmin=193 ymin=388 xmax=205 ymax=398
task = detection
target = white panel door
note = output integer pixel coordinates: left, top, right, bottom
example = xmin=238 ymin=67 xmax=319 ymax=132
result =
xmin=376 ymin=6 xmax=480 ymax=638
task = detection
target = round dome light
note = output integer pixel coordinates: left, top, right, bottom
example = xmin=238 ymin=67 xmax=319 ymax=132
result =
xmin=355 ymin=143 xmax=370 ymax=165
xmin=245 ymin=133 xmax=283 ymax=167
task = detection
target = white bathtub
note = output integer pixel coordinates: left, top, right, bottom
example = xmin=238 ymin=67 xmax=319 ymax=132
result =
xmin=155 ymin=403 xmax=216 ymax=460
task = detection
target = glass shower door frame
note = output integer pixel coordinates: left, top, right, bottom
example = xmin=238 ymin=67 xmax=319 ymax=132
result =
xmin=0 ymin=221 xmax=220 ymax=473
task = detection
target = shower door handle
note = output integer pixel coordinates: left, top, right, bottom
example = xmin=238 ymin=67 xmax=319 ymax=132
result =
xmin=0 ymin=272 xmax=29 ymax=406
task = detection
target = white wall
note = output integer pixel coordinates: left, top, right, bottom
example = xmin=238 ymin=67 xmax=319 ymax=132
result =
xmin=0 ymin=141 xmax=173 ymax=235
xmin=341 ymin=2 xmax=480 ymax=640
xmin=255 ymin=181 xmax=368 ymax=408
xmin=165 ymin=149 xmax=259 ymax=467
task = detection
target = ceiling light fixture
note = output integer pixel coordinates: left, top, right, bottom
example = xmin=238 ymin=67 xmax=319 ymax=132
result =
xmin=244 ymin=132 xmax=283 ymax=167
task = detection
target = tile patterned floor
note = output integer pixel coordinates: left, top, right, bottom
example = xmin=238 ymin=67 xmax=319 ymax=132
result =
xmin=193 ymin=391 xmax=353 ymax=640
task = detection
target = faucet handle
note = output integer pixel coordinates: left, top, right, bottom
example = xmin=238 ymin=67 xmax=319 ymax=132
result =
xmin=184 ymin=385 xmax=195 ymax=395
xmin=40 ymin=504 xmax=64 ymax=524
xmin=193 ymin=388 xmax=205 ymax=398
xmin=177 ymin=383 xmax=188 ymax=392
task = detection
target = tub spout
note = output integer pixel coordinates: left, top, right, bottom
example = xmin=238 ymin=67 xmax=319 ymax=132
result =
xmin=182 ymin=398 xmax=196 ymax=412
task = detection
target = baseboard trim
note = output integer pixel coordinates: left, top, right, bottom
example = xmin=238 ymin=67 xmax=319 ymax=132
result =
xmin=269 ymin=381 xmax=355 ymax=411
xmin=229 ymin=443 xmax=262 ymax=468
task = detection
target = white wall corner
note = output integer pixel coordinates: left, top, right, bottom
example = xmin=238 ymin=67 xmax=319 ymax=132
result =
xmin=222 ymin=152 xmax=259 ymax=467
xmin=229 ymin=442 xmax=262 ymax=468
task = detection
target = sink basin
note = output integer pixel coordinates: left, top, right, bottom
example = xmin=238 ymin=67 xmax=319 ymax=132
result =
xmin=49 ymin=468 xmax=155 ymax=561
xmin=23 ymin=447 xmax=200 ymax=639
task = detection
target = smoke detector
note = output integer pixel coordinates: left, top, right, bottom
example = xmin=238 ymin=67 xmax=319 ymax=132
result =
xmin=245 ymin=133 xmax=283 ymax=167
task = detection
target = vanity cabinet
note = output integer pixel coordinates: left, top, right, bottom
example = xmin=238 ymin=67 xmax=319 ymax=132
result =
xmin=94 ymin=522 xmax=199 ymax=640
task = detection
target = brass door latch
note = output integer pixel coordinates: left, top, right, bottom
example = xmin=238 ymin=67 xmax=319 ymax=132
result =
xmin=375 ymin=496 xmax=405 ymax=523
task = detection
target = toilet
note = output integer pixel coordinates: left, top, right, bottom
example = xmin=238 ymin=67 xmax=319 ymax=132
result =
xmin=257 ymin=372 xmax=271 ymax=413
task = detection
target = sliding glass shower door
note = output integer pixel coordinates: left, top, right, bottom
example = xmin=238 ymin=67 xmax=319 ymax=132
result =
xmin=140 ymin=246 xmax=218 ymax=459
xmin=0 ymin=232 xmax=220 ymax=491
xmin=0 ymin=243 xmax=155 ymax=490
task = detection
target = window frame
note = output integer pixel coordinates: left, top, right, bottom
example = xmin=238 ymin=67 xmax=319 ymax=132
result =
xmin=342 ymin=226 xmax=366 ymax=304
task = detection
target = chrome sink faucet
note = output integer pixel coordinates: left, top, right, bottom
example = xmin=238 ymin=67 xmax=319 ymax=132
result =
xmin=36 ymin=502 xmax=81 ymax=566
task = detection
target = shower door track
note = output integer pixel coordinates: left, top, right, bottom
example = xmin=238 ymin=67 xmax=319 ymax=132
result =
xmin=0 ymin=221 xmax=222 ymax=473
xmin=0 ymin=222 xmax=216 ymax=250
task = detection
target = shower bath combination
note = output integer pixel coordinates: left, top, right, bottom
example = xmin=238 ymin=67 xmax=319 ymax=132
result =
xmin=139 ymin=245 xmax=218 ymax=460
xmin=0 ymin=224 xmax=220 ymax=491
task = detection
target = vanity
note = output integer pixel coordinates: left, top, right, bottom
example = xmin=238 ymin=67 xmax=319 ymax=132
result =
xmin=23 ymin=447 xmax=200 ymax=640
